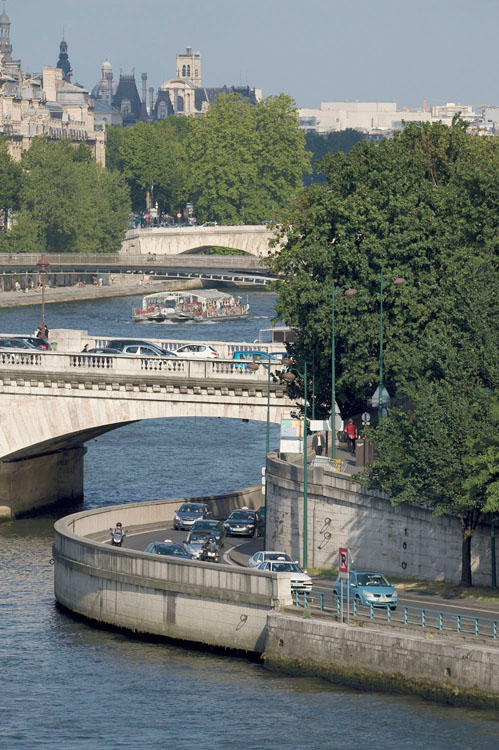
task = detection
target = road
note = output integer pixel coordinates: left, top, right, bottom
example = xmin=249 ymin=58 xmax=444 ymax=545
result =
xmin=122 ymin=526 xmax=499 ymax=623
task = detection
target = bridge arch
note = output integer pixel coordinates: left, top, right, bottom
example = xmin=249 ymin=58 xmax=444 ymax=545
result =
xmin=121 ymin=226 xmax=276 ymax=258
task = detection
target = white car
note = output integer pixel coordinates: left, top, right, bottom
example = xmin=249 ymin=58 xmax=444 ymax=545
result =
xmin=175 ymin=344 xmax=219 ymax=359
xmin=256 ymin=560 xmax=313 ymax=592
xmin=248 ymin=551 xmax=294 ymax=569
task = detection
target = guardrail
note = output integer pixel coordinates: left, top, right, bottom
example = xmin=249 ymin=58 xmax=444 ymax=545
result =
xmin=0 ymin=349 xmax=283 ymax=382
xmin=293 ymin=591 xmax=499 ymax=641
xmin=0 ymin=253 xmax=267 ymax=270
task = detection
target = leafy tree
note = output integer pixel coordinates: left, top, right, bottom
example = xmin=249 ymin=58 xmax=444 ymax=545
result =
xmin=0 ymin=137 xmax=21 ymax=231
xmin=119 ymin=119 xmax=191 ymax=213
xmin=304 ymin=129 xmax=364 ymax=185
xmin=4 ymin=137 xmax=130 ymax=254
xmin=266 ymin=119 xmax=499 ymax=585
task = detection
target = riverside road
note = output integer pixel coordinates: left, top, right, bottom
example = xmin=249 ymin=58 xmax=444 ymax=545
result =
xmin=2 ymin=291 xmax=499 ymax=749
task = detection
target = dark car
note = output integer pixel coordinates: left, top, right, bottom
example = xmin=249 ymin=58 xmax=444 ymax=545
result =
xmin=257 ymin=505 xmax=266 ymax=523
xmin=85 ymin=347 xmax=123 ymax=354
xmin=105 ymin=339 xmax=177 ymax=357
xmin=0 ymin=338 xmax=40 ymax=350
xmin=145 ymin=541 xmax=191 ymax=559
xmin=224 ymin=508 xmax=262 ymax=537
xmin=10 ymin=336 xmax=52 ymax=351
xmin=173 ymin=502 xmax=212 ymax=530
xmin=191 ymin=518 xmax=226 ymax=547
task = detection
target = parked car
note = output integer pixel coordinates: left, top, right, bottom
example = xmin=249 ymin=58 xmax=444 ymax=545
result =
xmin=173 ymin=502 xmax=212 ymax=530
xmin=191 ymin=518 xmax=226 ymax=547
xmin=232 ymin=350 xmax=282 ymax=366
xmin=145 ymin=541 xmax=191 ymax=559
xmin=256 ymin=560 xmax=313 ymax=592
xmin=224 ymin=508 xmax=262 ymax=537
xmin=248 ymin=551 xmax=293 ymax=569
xmin=175 ymin=344 xmax=219 ymax=359
xmin=333 ymin=571 xmax=398 ymax=610
xmin=0 ymin=338 xmax=40 ymax=351
xmin=10 ymin=336 xmax=52 ymax=351
xmin=184 ymin=529 xmax=217 ymax=560
xmin=105 ymin=339 xmax=177 ymax=357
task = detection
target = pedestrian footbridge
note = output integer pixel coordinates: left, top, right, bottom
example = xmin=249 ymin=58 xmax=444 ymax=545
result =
xmin=0 ymin=345 xmax=293 ymax=518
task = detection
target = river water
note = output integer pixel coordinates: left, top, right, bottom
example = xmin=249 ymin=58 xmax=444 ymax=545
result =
xmin=1 ymin=291 xmax=498 ymax=749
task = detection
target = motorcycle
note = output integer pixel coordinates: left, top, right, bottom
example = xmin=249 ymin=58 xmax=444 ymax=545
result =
xmin=201 ymin=545 xmax=220 ymax=563
xmin=110 ymin=528 xmax=126 ymax=547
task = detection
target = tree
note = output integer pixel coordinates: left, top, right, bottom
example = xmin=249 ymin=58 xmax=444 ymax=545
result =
xmin=266 ymin=119 xmax=499 ymax=585
xmin=4 ymin=138 xmax=130 ymax=254
xmin=119 ymin=118 xmax=191 ymax=213
xmin=0 ymin=137 xmax=21 ymax=226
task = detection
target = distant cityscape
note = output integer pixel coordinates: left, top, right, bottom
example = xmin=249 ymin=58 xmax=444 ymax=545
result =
xmin=1 ymin=5 xmax=499 ymax=167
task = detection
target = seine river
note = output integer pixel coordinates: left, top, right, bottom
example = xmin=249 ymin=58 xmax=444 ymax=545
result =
xmin=0 ymin=291 xmax=498 ymax=749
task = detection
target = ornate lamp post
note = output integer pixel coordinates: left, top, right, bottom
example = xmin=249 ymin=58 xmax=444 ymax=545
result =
xmin=331 ymin=282 xmax=357 ymax=459
xmin=37 ymin=253 xmax=50 ymax=332
xmin=282 ymin=358 xmax=310 ymax=568
xmin=247 ymin=360 xmax=272 ymax=550
xmin=375 ymin=272 xmax=405 ymax=423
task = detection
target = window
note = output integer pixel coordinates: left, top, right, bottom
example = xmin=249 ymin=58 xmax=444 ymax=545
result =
xmin=186 ymin=65 xmax=191 ymax=77
xmin=182 ymin=65 xmax=186 ymax=76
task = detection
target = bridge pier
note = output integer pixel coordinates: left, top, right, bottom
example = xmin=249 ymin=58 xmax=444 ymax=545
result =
xmin=0 ymin=446 xmax=86 ymax=519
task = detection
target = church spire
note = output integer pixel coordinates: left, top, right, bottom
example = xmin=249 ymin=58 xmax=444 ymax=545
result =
xmin=57 ymin=37 xmax=72 ymax=81
xmin=0 ymin=3 xmax=13 ymax=63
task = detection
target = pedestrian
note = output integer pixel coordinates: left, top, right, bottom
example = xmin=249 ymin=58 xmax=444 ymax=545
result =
xmin=345 ymin=419 xmax=358 ymax=455
xmin=34 ymin=326 xmax=41 ymax=337
xmin=81 ymin=344 xmax=89 ymax=352
xmin=312 ymin=431 xmax=324 ymax=456
xmin=41 ymin=323 xmax=49 ymax=339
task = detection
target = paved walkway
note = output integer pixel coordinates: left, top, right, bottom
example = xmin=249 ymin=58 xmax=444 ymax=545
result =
xmin=0 ymin=279 xmax=203 ymax=309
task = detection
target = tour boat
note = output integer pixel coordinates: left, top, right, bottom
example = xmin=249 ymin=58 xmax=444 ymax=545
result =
xmin=132 ymin=289 xmax=250 ymax=323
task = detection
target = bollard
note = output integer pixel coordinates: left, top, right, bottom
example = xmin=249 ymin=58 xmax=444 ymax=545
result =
xmin=370 ymin=603 xmax=374 ymax=620
xmin=494 ymin=621 xmax=497 ymax=639
xmin=304 ymin=592 xmax=309 ymax=608
xmin=439 ymin=612 xmax=443 ymax=631
xmin=404 ymin=607 xmax=408 ymax=625
xmin=457 ymin=615 xmax=461 ymax=633
xmin=320 ymin=593 xmax=324 ymax=611
xmin=386 ymin=606 xmax=391 ymax=623
xmin=336 ymin=595 xmax=341 ymax=615
xmin=475 ymin=618 xmax=479 ymax=636
xmin=421 ymin=609 xmax=426 ymax=628
xmin=295 ymin=590 xmax=299 ymax=607
xmin=353 ymin=598 xmax=357 ymax=616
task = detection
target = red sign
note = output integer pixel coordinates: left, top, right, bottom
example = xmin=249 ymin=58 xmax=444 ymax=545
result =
xmin=177 ymin=213 xmax=182 ymax=218
xmin=338 ymin=547 xmax=349 ymax=574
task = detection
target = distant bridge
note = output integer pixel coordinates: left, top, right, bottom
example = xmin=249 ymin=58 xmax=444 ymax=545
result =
xmin=122 ymin=225 xmax=277 ymax=258
xmin=0 ymin=253 xmax=275 ymax=286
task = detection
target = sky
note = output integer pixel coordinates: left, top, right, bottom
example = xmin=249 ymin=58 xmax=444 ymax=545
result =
xmin=7 ymin=0 xmax=499 ymax=109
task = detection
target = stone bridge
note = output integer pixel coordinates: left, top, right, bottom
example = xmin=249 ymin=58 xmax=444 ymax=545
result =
xmin=122 ymin=225 xmax=276 ymax=258
xmin=0 ymin=348 xmax=293 ymax=518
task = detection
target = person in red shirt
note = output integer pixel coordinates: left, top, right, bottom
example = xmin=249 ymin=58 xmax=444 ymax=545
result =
xmin=345 ymin=419 xmax=358 ymax=455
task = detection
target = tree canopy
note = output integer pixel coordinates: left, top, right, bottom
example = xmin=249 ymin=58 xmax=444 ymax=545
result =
xmin=266 ymin=118 xmax=499 ymax=585
xmin=304 ymin=129 xmax=364 ymax=186
xmin=0 ymin=138 xmax=130 ymax=254
xmin=111 ymin=94 xmax=311 ymax=222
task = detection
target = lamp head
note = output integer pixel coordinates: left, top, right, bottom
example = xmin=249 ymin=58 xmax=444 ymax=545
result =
xmin=246 ymin=362 xmax=259 ymax=372
xmin=282 ymin=372 xmax=296 ymax=383
xmin=281 ymin=357 xmax=294 ymax=367
xmin=393 ymin=277 xmax=405 ymax=286
xmin=345 ymin=288 xmax=357 ymax=297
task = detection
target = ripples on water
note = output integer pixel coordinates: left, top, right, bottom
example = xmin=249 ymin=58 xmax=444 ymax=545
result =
xmin=1 ymin=292 xmax=498 ymax=748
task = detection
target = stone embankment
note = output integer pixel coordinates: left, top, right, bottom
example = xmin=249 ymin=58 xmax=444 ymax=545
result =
xmin=54 ymin=491 xmax=499 ymax=709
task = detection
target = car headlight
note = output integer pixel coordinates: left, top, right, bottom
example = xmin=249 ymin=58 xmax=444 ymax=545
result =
xmin=362 ymin=590 xmax=375 ymax=599
xmin=175 ymin=514 xmax=181 ymax=521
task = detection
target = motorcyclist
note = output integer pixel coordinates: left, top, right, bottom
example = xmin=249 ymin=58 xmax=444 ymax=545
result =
xmin=202 ymin=536 xmax=219 ymax=560
xmin=110 ymin=522 xmax=125 ymax=546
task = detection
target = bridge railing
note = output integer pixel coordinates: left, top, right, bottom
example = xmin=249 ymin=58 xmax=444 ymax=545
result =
xmin=0 ymin=349 xmax=284 ymax=382
xmin=0 ymin=253 xmax=266 ymax=269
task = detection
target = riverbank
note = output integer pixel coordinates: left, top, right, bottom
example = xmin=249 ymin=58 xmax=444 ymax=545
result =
xmin=0 ymin=278 xmax=204 ymax=309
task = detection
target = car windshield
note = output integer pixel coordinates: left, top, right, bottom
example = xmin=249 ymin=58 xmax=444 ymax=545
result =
xmin=269 ymin=563 xmax=300 ymax=573
xmin=266 ymin=553 xmax=290 ymax=561
xmin=180 ymin=505 xmax=203 ymax=513
xmin=188 ymin=532 xmax=210 ymax=543
xmin=230 ymin=511 xmax=254 ymax=520
xmin=357 ymin=573 xmax=390 ymax=586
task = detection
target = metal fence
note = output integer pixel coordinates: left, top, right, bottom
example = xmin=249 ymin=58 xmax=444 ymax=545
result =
xmin=293 ymin=590 xmax=498 ymax=640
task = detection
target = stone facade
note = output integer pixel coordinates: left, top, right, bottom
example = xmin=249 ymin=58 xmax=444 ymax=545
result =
xmin=0 ymin=12 xmax=105 ymax=164
xmin=266 ymin=454 xmax=496 ymax=587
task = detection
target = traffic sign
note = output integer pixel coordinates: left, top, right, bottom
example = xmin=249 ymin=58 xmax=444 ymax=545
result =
xmin=338 ymin=547 xmax=349 ymax=578
xmin=177 ymin=212 xmax=182 ymax=218
xmin=361 ymin=412 xmax=371 ymax=422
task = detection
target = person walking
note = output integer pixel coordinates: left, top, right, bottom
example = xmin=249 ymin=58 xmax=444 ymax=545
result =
xmin=345 ymin=419 xmax=358 ymax=455
xmin=312 ymin=431 xmax=324 ymax=456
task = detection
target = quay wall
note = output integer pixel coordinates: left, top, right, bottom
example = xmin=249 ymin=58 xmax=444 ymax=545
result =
xmin=264 ymin=613 xmax=499 ymax=707
xmin=266 ymin=455 xmax=495 ymax=586
xmin=53 ymin=490 xmax=291 ymax=653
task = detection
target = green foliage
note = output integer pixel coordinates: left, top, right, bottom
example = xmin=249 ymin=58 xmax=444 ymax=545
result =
xmin=1 ymin=137 xmax=130 ymax=254
xmin=267 ymin=119 xmax=499 ymax=585
xmin=0 ymin=137 xmax=21 ymax=218
xmin=304 ymin=129 xmax=364 ymax=185
xmin=119 ymin=119 xmax=192 ymax=213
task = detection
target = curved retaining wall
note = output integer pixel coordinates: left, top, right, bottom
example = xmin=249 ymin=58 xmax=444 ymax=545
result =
xmin=53 ymin=489 xmax=292 ymax=653
xmin=266 ymin=455 xmax=495 ymax=585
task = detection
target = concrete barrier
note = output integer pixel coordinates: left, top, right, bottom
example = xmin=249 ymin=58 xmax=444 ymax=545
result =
xmin=264 ymin=613 xmax=499 ymax=708
xmin=54 ymin=491 xmax=292 ymax=653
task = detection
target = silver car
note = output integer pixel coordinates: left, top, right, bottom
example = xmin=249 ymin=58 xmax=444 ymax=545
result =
xmin=248 ymin=551 xmax=294 ymax=569
xmin=183 ymin=530 xmax=213 ymax=560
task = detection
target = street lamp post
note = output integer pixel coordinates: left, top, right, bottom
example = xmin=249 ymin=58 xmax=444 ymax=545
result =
xmin=282 ymin=359 xmax=309 ymax=568
xmin=331 ymin=281 xmax=357 ymax=459
xmin=248 ymin=360 xmax=272 ymax=550
xmin=377 ymin=272 xmax=405 ymax=424
xmin=36 ymin=253 xmax=50 ymax=332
